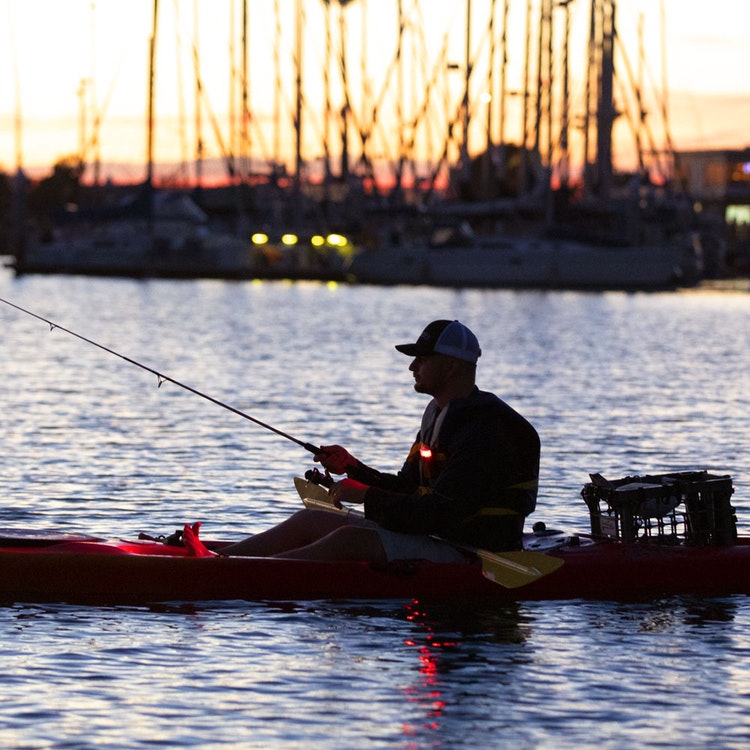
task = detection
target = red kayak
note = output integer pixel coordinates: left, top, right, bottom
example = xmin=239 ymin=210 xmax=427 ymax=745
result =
xmin=1 ymin=529 xmax=750 ymax=605
xmin=0 ymin=470 xmax=745 ymax=604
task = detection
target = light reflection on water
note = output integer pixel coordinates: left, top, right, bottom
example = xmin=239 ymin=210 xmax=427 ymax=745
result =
xmin=1 ymin=270 xmax=750 ymax=747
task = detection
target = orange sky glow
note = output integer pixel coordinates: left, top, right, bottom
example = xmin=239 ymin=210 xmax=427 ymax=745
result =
xmin=1 ymin=0 xmax=748 ymax=186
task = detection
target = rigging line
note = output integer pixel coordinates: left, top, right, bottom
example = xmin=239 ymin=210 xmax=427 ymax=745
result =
xmin=0 ymin=296 xmax=321 ymax=455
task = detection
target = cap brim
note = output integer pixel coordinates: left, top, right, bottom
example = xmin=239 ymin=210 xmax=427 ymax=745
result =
xmin=395 ymin=343 xmax=426 ymax=356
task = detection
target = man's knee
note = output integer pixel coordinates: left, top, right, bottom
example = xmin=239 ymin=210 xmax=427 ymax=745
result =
xmin=325 ymin=524 xmax=387 ymax=563
xmin=289 ymin=508 xmax=348 ymax=534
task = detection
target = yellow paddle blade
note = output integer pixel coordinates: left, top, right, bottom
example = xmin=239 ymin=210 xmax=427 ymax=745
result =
xmin=294 ymin=477 xmax=334 ymax=504
xmin=295 ymin=477 xmax=365 ymax=518
xmin=478 ymin=549 xmax=564 ymax=589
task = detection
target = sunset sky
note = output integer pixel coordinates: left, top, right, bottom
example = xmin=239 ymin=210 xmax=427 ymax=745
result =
xmin=1 ymin=0 xmax=748 ymax=183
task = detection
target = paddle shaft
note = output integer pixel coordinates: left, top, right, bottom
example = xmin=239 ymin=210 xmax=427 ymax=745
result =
xmin=0 ymin=296 xmax=321 ymax=455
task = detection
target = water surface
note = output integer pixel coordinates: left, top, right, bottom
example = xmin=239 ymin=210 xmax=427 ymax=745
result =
xmin=1 ymin=270 xmax=749 ymax=748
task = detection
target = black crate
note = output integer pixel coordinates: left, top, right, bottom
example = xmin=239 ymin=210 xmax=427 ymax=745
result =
xmin=581 ymin=470 xmax=736 ymax=546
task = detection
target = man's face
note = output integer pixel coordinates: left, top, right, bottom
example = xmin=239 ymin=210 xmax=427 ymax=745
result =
xmin=408 ymin=353 xmax=454 ymax=395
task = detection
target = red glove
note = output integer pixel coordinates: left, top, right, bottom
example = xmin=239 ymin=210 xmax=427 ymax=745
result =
xmin=314 ymin=444 xmax=357 ymax=475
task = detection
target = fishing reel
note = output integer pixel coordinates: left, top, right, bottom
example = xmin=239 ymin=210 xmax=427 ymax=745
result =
xmin=305 ymin=467 xmax=334 ymax=488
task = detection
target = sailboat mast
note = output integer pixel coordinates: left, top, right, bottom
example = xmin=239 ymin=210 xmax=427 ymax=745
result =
xmin=483 ymin=0 xmax=497 ymax=195
xmin=520 ymin=0 xmax=532 ymax=194
xmin=147 ymin=0 xmax=159 ymax=187
xmin=459 ymin=0 xmax=472 ymax=182
xmin=559 ymin=0 xmax=574 ymax=188
xmin=323 ymin=0 xmax=333 ymax=185
xmin=193 ymin=0 xmax=204 ymax=188
xmin=498 ymin=0 xmax=509 ymax=151
xmin=241 ymin=0 xmax=250 ymax=182
xmin=274 ymin=0 xmax=283 ymax=173
xmin=596 ymin=0 xmax=615 ymax=198
xmin=395 ymin=0 xmax=405 ymax=191
xmin=582 ymin=0 xmax=595 ymax=196
xmin=294 ymin=0 xmax=303 ymax=204
xmin=338 ymin=4 xmax=350 ymax=183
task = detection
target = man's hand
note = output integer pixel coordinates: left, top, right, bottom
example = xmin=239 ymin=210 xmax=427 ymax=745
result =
xmin=330 ymin=478 xmax=369 ymax=506
xmin=314 ymin=444 xmax=357 ymax=474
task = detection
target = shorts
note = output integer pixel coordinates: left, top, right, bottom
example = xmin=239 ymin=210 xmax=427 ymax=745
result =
xmin=348 ymin=515 xmax=469 ymax=564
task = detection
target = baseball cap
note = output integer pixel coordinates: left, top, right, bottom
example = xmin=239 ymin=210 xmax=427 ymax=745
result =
xmin=395 ymin=320 xmax=482 ymax=364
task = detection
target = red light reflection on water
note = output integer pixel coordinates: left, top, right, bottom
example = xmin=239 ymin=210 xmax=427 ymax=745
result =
xmin=400 ymin=599 xmax=459 ymax=740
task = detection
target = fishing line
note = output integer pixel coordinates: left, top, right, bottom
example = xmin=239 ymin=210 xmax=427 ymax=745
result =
xmin=0 ymin=296 xmax=321 ymax=454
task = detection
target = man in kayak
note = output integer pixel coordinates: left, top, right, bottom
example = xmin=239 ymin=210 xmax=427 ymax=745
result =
xmin=214 ymin=320 xmax=540 ymax=563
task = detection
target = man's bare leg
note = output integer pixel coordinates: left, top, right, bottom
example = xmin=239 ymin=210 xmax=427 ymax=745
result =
xmin=278 ymin=524 xmax=387 ymax=565
xmin=220 ymin=509 xmax=349 ymax=557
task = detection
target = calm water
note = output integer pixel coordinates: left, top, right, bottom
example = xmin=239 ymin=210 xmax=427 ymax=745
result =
xmin=1 ymin=267 xmax=750 ymax=748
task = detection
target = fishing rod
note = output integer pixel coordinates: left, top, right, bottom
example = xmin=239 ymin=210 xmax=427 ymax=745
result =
xmin=0 ymin=296 xmax=322 ymax=455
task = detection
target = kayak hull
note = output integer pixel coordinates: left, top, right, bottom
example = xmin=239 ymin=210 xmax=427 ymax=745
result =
xmin=0 ymin=539 xmax=502 ymax=604
xmin=2 ymin=533 xmax=750 ymax=604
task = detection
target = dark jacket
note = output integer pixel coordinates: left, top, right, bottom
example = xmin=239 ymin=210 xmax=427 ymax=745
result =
xmin=348 ymin=387 xmax=540 ymax=551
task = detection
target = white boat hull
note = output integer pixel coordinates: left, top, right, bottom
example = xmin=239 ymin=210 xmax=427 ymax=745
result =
xmin=347 ymin=235 xmax=701 ymax=290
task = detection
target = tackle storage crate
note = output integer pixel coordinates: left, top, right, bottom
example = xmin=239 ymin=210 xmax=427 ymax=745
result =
xmin=582 ymin=470 xmax=736 ymax=545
